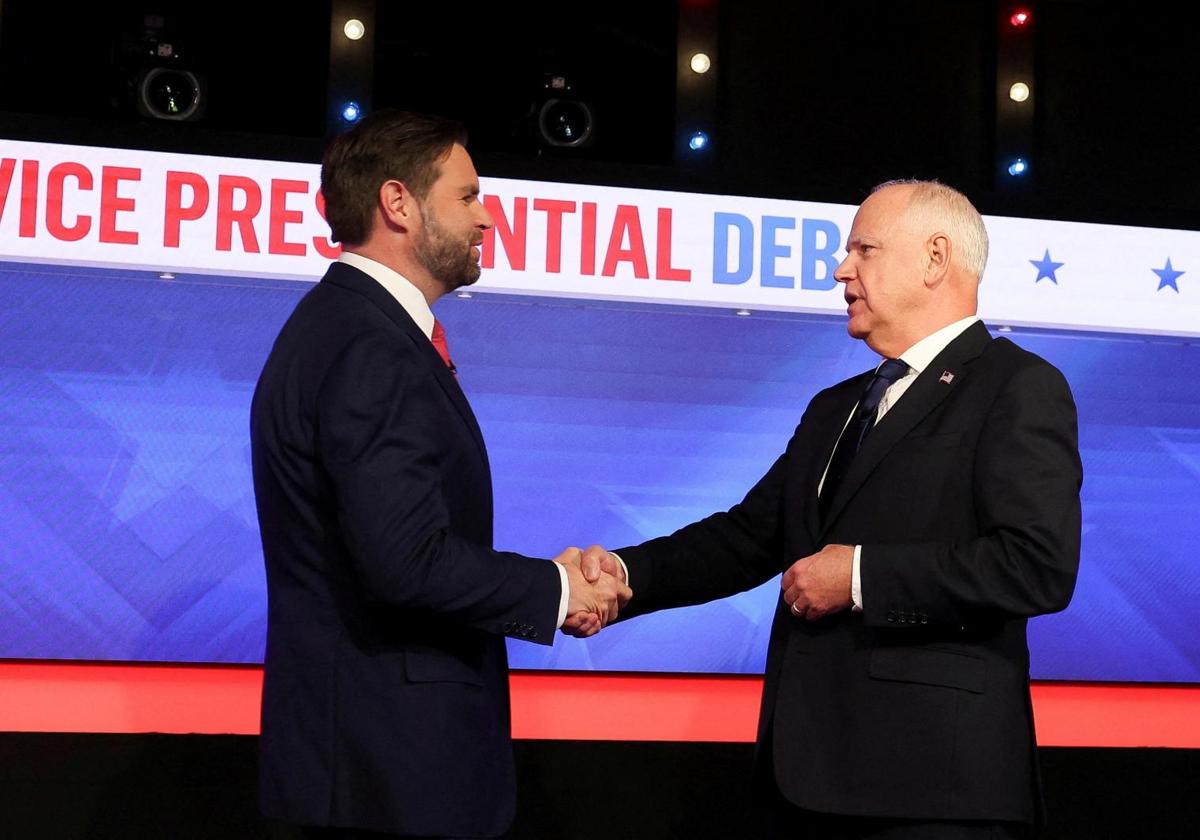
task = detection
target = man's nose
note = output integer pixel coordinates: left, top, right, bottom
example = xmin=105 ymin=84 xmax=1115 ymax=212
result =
xmin=474 ymin=200 xmax=494 ymax=230
xmin=833 ymin=257 xmax=853 ymax=284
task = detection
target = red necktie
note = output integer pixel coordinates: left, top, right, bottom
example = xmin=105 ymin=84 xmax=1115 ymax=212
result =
xmin=430 ymin=320 xmax=456 ymax=376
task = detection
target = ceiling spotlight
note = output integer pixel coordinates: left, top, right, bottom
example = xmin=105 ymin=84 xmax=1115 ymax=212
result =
xmin=123 ymin=16 xmax=206 ymax=122
xmin=341 ymin=101 xmax=362 ymax=123
xmin=139 ymin=67 xmax=204 ymax=121
xmin=1007 ymin=158 xmax=1029 ymax=177
xmin=1010 ymin=10 xmax=1031 ymax=27
xmin=539 ymin=99 xmax=593 ymax=147
xmin=690 ymin=52 xmax=712 ymax=74
xmin=535 ymin=75 xmax=594 ymax=149
xmin=1009 ymin=82 xmax=1030 ymax=102
xmin=343 ymin=19 xmax=365 ymax=40
xmin=688 ymin=131 xmax=709 ymax=151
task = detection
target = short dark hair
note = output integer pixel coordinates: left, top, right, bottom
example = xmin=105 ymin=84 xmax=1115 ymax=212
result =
xmin=320 ymin=109 xmax=468 ymax=246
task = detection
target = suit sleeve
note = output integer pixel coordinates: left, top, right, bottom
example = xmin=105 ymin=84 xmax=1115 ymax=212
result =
xmin=860 ymin=362 xmax=1083 ymax=628
xmin=316 ymin=331 xmax=561 ymax=644
xmin=616 ymin=429 xmax=798 ymax=619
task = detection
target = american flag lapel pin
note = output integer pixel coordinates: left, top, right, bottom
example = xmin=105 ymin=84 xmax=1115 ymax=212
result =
xmin=939 ymin=370 xmax=955 ymax=384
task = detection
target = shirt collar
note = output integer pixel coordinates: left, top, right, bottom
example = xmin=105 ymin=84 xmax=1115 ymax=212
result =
xmin=893 ymin=315 xmax=980 ymax=376
xmin=338 ymin=252 xmax=436 ymax=339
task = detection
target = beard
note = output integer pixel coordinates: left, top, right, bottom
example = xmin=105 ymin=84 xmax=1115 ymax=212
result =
xmin=413 ymin=204 xmax=481 ymax=291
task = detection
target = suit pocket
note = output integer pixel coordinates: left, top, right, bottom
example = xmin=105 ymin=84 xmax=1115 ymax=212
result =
xmin=403 ymin=648 xmax=485 ymax=686
xmin=868 ymin=647 xmax=985 ymax=694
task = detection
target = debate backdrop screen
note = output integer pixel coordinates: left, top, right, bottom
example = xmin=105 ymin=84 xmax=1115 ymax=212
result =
xmin=2 ymin=259 xmax=1198 ymax=682
xmin=2 ymin=137 xmax=1197 ymax=683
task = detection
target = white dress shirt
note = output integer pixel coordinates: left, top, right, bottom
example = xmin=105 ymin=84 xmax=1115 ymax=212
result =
xmin=338 ymin=253 xmax=571 ymax=628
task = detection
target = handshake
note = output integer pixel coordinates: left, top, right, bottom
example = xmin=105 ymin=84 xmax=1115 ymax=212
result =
xmin=553 ymin=545 xmax=631 ymax=639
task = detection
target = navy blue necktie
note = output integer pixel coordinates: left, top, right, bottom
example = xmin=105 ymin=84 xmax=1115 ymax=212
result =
xmin=819 ymin=358 xmax=910 ymax=522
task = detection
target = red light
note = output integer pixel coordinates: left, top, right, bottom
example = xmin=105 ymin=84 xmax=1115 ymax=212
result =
xmin=1010 ymin=10 xmax=1031 ymax=27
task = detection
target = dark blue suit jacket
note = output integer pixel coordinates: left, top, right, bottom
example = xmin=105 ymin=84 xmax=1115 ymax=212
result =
xmin=250 ymin=261 xmax=560 ymax=836
xmin=618 ymin=321 xmax=1082 ymax=824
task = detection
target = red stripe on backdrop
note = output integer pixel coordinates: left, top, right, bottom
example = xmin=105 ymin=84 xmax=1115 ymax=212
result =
xmin=1 ymin=661 xmax=1197 ymax=747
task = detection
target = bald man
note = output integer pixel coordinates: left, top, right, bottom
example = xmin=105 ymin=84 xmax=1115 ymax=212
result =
xmin=572 ymin=181 xmax=1082 ymax=838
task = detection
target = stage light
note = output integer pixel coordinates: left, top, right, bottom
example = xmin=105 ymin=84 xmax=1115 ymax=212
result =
xmin=119 ymin=16 xmax=207 ymax=122
xmin=535 ymin=75 xmax=594 ymax=149
xmin=539 ymin=99 xmax=593 ymax=147
xmin=690 ymin=52 xmax=711 ymax=74
xmin=341 ymin=101 xmax=362 ymax=123
xmin=1010 ymin=9 xmax=1031 ymax=27
xmin=1009 ymin=82 xmax=1030 ymax=102
xmin=1007 ymin=158 xmax=1029 ymax=176
xmin=140 ymin=67 xmax=204 ymax=121
xmin=688 ymin=131 xmax=709 ymax=151
xmin=343 ymin=19 xmax=365 ymax=40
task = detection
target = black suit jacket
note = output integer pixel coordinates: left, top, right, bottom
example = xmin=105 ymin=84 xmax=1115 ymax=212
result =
xmin=618 ymin=321 xmax=1082 ymax=823
xmin=250 ymin=261 xmax=561 ymax=837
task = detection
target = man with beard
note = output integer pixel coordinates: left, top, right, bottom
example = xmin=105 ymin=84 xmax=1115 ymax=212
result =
xmin=251 ymin=110 xmax=629 ymax=839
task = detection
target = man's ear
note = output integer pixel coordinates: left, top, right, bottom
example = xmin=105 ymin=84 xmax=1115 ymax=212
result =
xmin=379 ymin=180 xmax=416 ymax=231
xmin=924 ymin=232 xmax=952 ymax=288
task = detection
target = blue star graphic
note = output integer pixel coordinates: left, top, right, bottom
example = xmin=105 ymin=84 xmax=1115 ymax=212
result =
xmin=1030 ymin=249 xmax=1064 ymax=284
xmin=50 ymin=354 xmax=253 ymax=524
xmin=1152 ymin=258 xmax=1184 ymax=293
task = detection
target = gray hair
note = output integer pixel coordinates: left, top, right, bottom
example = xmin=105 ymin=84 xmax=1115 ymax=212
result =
xmin=872 ymin=179 xmax=989 ymax=280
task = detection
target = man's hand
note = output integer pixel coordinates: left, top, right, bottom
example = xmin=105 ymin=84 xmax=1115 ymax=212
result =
xmin=579 ymin=544 xmax=627 ymax=589
xmin=561 ymin=544 xmax=631 ymax=637
xmin=554 ymin=546 xmax=632 ymax=638
xmin=781 ymin=544 xmax=854 ymax=621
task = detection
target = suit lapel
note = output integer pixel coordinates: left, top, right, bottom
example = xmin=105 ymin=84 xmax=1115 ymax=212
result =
xmin=322 ymin=262 xmax=489 ymax=462
xmin=805 ymin=379 xmax=869 ymax=542
xmin=817 ymin=321 xmax=993 ymax=538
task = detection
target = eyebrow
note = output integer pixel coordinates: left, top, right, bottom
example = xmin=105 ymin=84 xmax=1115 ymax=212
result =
xmin=846 ymin=235 xmax=881 ymax=250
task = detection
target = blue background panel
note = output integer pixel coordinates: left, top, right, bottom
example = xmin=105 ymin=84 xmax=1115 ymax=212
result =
xmin=1 ymin=262 xmax=1197 ymax=681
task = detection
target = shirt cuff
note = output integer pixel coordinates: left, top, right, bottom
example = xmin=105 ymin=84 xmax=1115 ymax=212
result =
xmin=554 ymin=561 xmax=569 ymax=629
xmin=609 ymin=551 xmax=631 ymax=588
xmin=851 ymin=544 xmax=863 ymax=612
